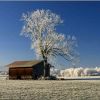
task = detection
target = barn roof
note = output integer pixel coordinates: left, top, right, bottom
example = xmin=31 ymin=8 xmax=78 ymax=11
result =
xmin=7 ymin=60 xmax=43 ymax=68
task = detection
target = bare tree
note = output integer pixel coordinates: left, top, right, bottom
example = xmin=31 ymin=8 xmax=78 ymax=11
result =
xmin=21 ymin=9 xmax=78 ymax=78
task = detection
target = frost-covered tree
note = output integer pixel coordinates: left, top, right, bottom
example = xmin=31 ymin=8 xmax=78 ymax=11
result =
xmin=21 ymin=9 xmax=78 ymax=77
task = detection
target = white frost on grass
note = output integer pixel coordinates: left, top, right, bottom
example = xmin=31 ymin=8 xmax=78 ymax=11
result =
xmin=0 ymin=75 xmax=8 ymax=80
xmin=0 ymin=80 xmax=100 ymax=100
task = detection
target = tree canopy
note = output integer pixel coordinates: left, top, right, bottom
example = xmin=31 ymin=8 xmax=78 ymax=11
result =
xmin=21 ymin=9 xmax=79 ymax=67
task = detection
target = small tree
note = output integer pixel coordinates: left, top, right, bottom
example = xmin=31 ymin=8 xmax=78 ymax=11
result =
xmin=21 ymin=9 xmax=78 ymax=78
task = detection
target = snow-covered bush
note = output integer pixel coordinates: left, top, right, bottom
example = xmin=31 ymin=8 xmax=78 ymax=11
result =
xmin=50 ymin=68 xmax=60 ymax=76
xmin=60 ymin=67 xmax=100 ymax=77
xmin=83 ymin=68 xmax=98 ymax=76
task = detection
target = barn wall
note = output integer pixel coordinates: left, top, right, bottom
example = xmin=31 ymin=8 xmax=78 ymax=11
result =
xmin=9 ymin=67 xmax=33 ymax=79
xmin=32 ymin=62 xmax=50 ymax=78
xmin=32 ymin=62 xmax=44 ymax=79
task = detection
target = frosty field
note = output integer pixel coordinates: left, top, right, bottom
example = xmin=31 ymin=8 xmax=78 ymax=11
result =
xmin=0 ymin=80 xmax=100 ymax=100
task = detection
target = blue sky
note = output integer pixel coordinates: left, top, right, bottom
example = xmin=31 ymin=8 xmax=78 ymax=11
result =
xmin=0 ymin=1 xmax=100 ymax=70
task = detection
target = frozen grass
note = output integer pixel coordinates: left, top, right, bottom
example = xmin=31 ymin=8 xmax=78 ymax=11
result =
xmin=0 ymin=80 xmax=100 ymax=100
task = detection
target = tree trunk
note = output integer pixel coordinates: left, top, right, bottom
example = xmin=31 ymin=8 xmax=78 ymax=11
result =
xmin=41 ymin=50 xmax=49 ymax=78
xmin=43 ymin=57 xmax=47 ymax=78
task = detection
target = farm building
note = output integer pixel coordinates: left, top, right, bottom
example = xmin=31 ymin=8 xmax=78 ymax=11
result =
xmin=7 ymin=60 xmax=50 ymax=80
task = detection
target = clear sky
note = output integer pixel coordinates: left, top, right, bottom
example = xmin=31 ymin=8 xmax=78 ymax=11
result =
xmin=0 ymin=1 xmax=100 ymax=70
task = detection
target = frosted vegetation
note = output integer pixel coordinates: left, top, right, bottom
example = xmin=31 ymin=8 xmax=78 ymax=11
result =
xmin=21 ymin=9 xmax=78 ymax=66
xmin=59 ymin=67 xmax=100 ymax=77
xmin=0 ymin=80 xmax=100 ymax=100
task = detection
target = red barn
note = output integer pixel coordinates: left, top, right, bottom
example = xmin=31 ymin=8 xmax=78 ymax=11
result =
xmin=7 ymin=60 xmax=50 ymax=80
